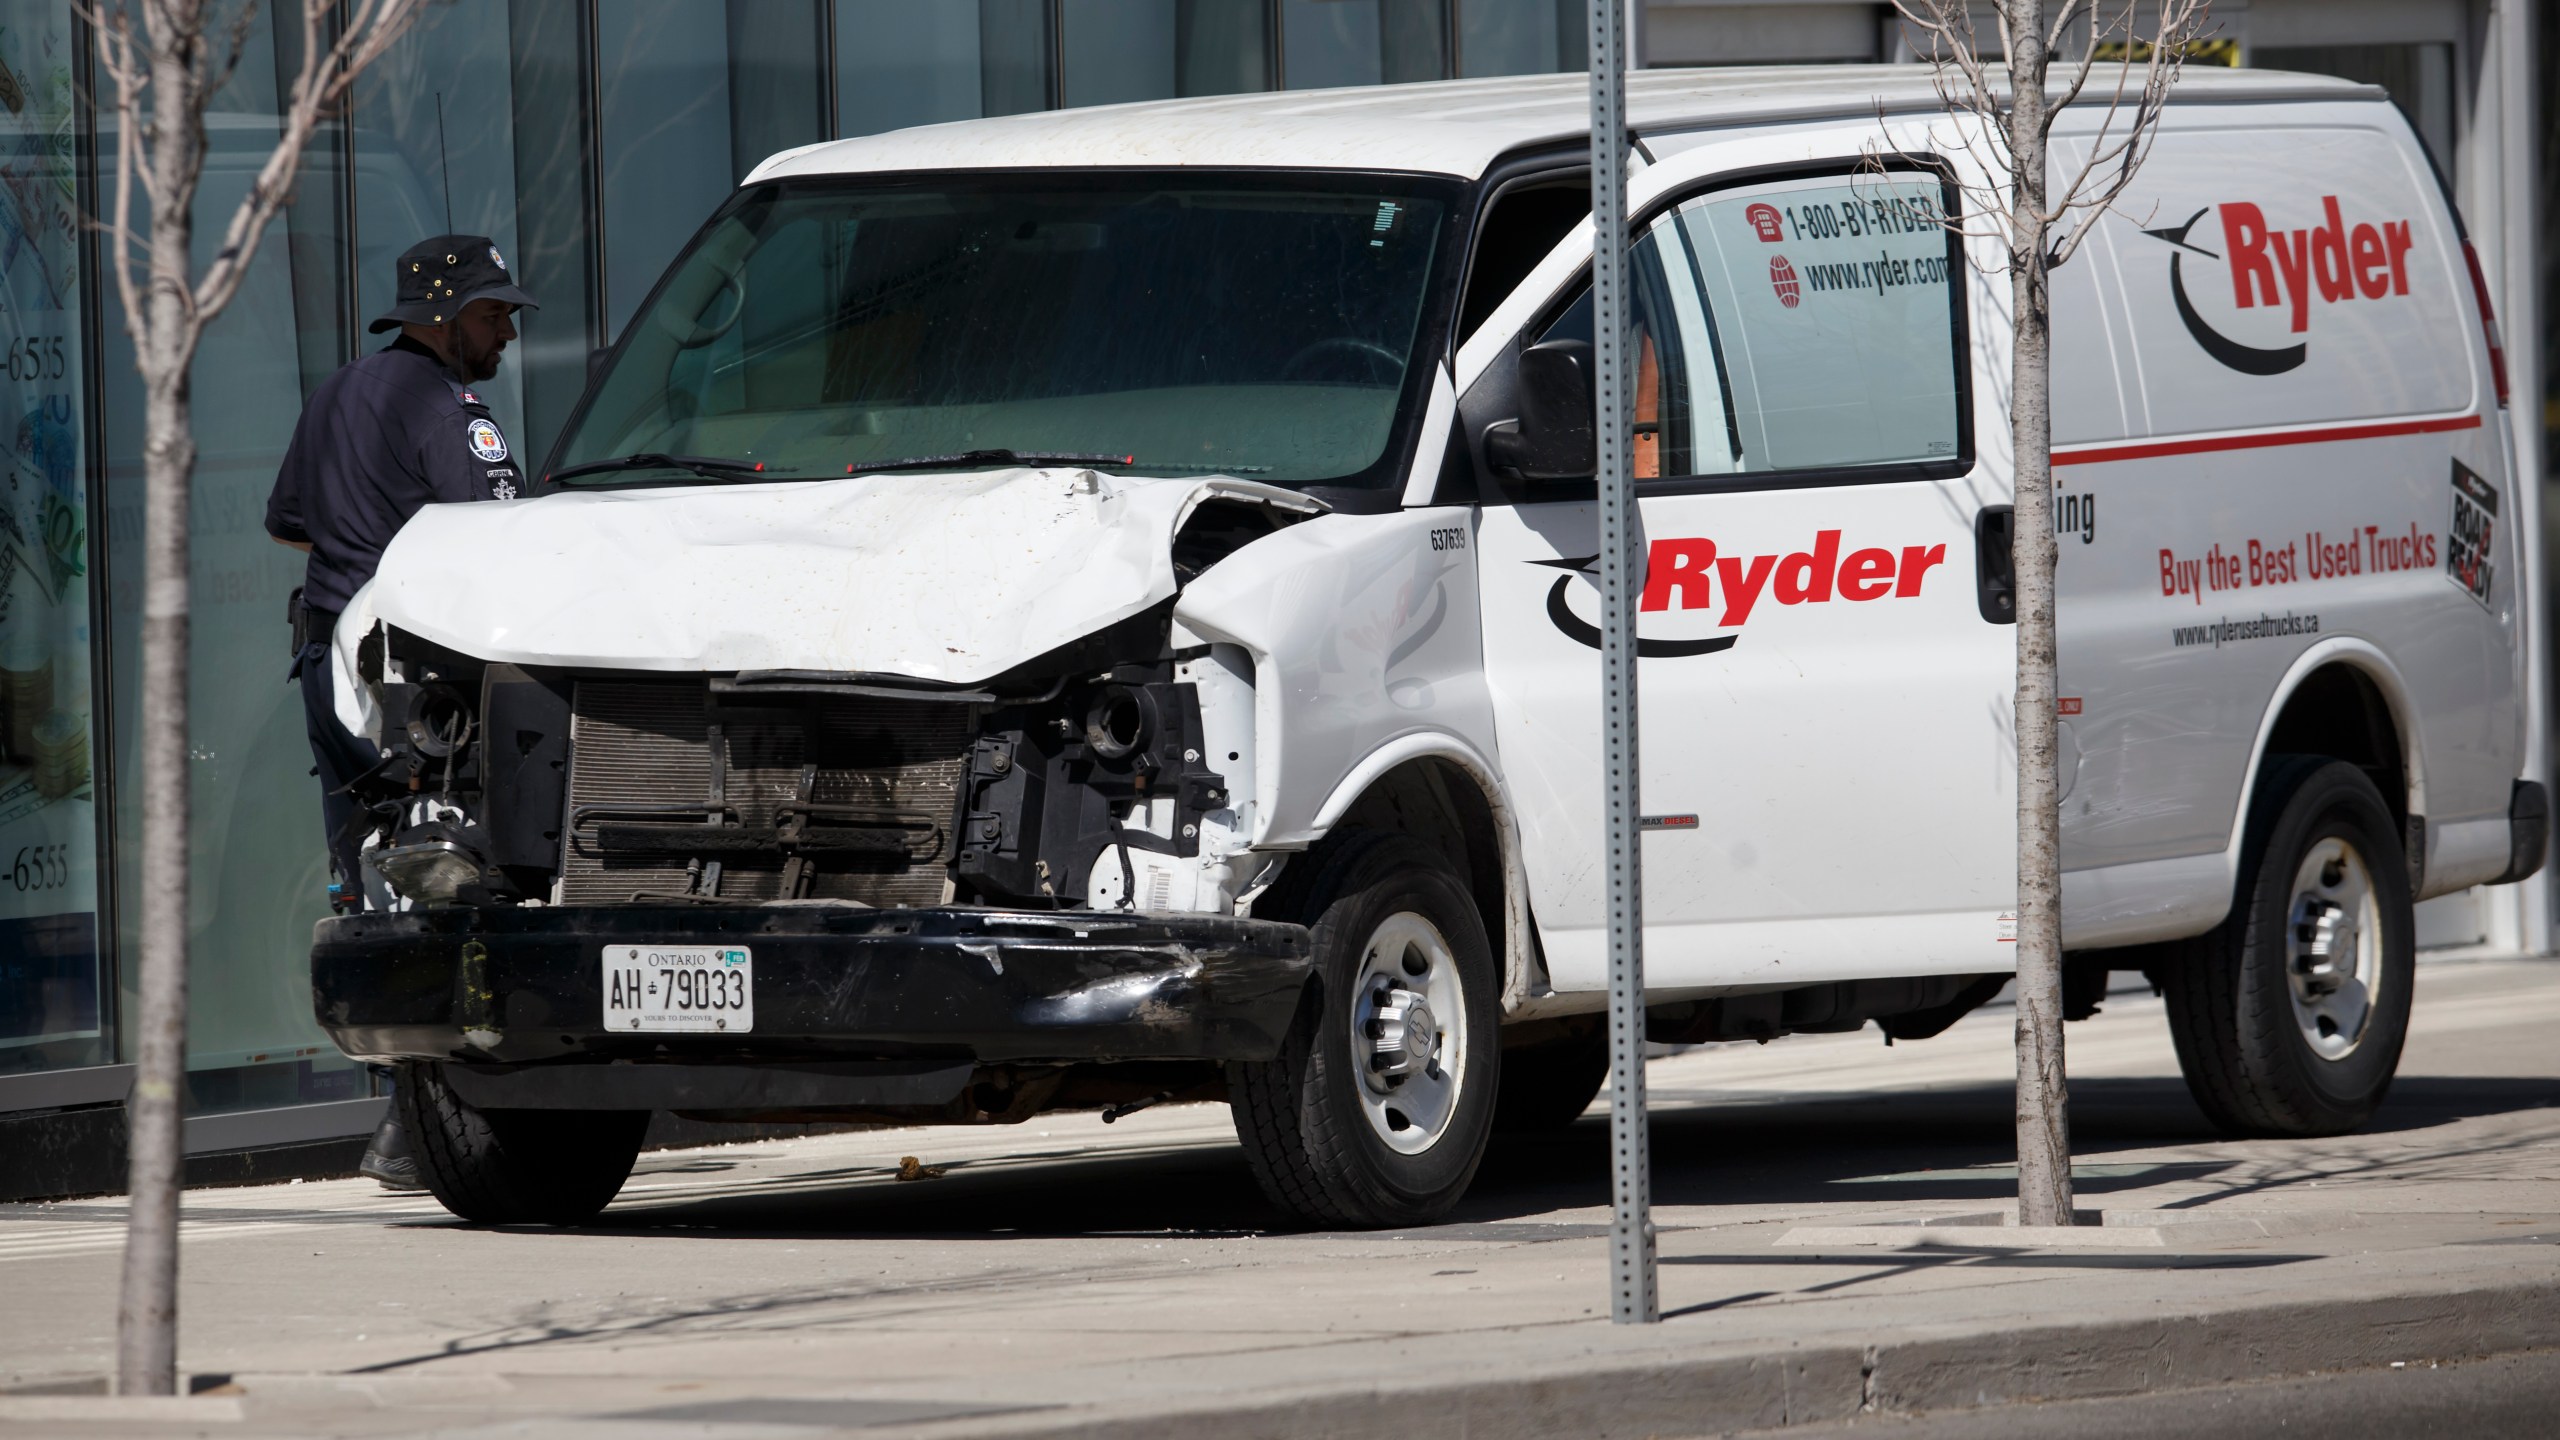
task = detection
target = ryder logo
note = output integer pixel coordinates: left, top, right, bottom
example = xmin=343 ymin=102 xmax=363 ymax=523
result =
xmin=1534 ymin=532 xmax=1947 ymax=656
xmin=2144 ymin=197 xmax=2415 ymax=376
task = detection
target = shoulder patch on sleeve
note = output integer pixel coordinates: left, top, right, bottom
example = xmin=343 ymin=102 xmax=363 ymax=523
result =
xmin=466 ymin=418 xmax=510 ymax=462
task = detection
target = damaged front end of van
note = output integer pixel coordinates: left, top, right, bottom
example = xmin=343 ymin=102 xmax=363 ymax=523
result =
xmin=309 ymin=464 xmax=1334 ymax=1124
xmin=303 ymin=162 xmax=1470 ymax=1224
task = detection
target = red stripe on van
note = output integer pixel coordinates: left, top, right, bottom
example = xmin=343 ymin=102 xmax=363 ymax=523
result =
xmin=2051 ymin=413 xmax=2483 ymax=467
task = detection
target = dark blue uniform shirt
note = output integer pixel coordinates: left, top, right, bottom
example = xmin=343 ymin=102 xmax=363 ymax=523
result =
xmin=264 ymin=334 xmax=525 ymax=614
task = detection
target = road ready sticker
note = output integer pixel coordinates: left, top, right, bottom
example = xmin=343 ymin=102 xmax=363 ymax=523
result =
xmin=466 ymin=418 xmax=509 ymax=462
xmin=2446 ymin=459 xmax=2497 ymax=609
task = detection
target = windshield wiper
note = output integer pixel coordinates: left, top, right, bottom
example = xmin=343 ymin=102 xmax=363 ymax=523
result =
xmin=548 ymin=452 xmax=793 ymax=485
xmin=839 ymin=449 xmax=1136 ymax=477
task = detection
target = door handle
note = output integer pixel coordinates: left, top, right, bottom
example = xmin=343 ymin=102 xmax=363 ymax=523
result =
xmin=1975 ymin=505 xmax=2016 ymax=625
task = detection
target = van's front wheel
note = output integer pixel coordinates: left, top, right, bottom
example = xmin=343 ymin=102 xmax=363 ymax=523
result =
xmin=397 ymin=1062 xmax=648 ymax=1225
xmin=2161 ymin=756 xmax=2415 ymax=1136
xmin=1227 ymin=832 xmax=1499 ymax=1227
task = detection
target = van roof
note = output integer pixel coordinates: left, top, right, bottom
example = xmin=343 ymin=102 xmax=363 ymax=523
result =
xmin=752 ymin=64 xmax=2380 ymax=184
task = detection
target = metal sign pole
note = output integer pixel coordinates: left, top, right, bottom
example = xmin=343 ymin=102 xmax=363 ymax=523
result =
xmin=1588 ymin=0 xmax=1656 ymax=1326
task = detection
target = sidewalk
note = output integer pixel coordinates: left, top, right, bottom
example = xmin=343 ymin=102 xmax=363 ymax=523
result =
xmin=4 ymin=958 xmax=2557 ymax=1437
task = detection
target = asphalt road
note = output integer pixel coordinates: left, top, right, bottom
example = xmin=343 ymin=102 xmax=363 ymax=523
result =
xmin=1731 ymin=1348 xmax=2560 ymax=1439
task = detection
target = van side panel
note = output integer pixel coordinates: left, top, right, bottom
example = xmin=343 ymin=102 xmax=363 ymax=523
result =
xmin=2055 ymin=104 xmax=2519 ymax=942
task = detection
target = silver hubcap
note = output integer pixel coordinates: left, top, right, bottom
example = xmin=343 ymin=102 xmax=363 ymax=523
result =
xmin=1350 ymin=911 xmax=1467 ymax=1155
xmin=2285 ymin=836 xmax=2384 ymax=1060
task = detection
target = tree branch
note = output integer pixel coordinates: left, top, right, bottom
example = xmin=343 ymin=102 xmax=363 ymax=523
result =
xmin=194 ymin=0 xmax=424 ymax=317
xmin=1884 ymin=0 xmax=2209 ymax=273
xmin=2043 ymin=0 xmax=2208 ymax=268
xmin=2043 ymin=0 xmax=2091 ymax=62
xmin=82 ymin=3 xmax=151 ymax=352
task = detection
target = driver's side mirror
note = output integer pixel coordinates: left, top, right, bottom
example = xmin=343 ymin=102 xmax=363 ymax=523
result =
xmin=1484 ymin=338 xmax=1595 ymax=481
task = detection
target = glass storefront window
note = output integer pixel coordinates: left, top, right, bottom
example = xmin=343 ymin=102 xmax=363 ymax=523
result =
xmin=506 ymin=0 xmax=599 ymax=470
xmin=0 ymin=1 xmax=102 ymax=1080
xmin=840 ymin=0 xmax=1268 ymax=124
xmin=729 ymin=0 xmax=828 ymax=180
xmin=1284 ymin=0 xmax=1446 ymax=89
xmin=1285 ymin=0 xmax=1386 ymax=88
xmin=979 ymin=0 xmax=1054 ymax=116
xmin=836 ymin=1 xmax=987 ymax=138
xmin=355 ymin=0 xmax=528 ymax=451
xmin=98 ymin=1 xmax=363 ymax=1110
xmin=598 ymin=1 xmax=742 ymax=339
xmin=1063 ymin=0 xmax=1179 ymax=107
xmin=1175 ymin=0 xmax=1270 ymax=96
xmin=1457 ymin=0 xmax=1576 ymax=79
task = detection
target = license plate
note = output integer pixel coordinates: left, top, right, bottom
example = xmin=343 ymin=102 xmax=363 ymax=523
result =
xmin=602 ymin=945 xmax=754 ymax=1033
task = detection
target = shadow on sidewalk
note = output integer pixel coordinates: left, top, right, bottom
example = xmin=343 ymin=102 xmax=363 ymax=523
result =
xmin=1461 ymin=1072 xmax=2560 ymax=1218
xmin=509 ymin=1071 xmax=2558 ymax=1241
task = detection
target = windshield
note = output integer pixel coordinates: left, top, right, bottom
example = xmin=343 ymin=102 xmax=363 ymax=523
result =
xmin=553 ymin=172 xmax=1458 ymax=490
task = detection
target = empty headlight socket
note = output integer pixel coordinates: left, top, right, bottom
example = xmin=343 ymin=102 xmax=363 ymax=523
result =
xmin=955 ymin=663 xmax=1230 ymax=907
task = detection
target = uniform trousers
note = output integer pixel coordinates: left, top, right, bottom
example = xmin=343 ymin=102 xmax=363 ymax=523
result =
xmin=295 ymin=606 xmax=380 ymax=911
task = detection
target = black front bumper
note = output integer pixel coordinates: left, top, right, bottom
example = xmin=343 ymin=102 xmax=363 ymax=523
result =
xmin=312 ymin=905 xmax=1313 ymax=1068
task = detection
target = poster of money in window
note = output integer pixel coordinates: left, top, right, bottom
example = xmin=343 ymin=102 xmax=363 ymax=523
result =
xmin=0 ymin=4 xmax=98 ymax=1061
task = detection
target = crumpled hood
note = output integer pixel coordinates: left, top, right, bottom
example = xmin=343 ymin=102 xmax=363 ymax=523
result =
xmin=351 ymin=467 xmax=1321 ymax=685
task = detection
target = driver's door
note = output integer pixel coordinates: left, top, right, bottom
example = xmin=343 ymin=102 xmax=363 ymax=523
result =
xmin=1471 ymin=160 xmax=2018 ymax=994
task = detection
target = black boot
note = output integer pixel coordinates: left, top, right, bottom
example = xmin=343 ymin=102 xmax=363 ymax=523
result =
xmin=359 ymin=1096 xmax=423 ymax=1192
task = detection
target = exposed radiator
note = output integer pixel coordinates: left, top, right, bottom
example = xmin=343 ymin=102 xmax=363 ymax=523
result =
xmin=559 ymin=679 xmax=972 ymax=907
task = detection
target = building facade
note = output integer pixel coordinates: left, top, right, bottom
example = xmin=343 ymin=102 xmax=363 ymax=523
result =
xmin=0 ymin=0 xmax=2547 ymax=1196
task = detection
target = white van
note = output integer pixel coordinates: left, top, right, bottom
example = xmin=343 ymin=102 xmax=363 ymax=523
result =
xmin=314 ymin=67 xmax=2541 ymax=1227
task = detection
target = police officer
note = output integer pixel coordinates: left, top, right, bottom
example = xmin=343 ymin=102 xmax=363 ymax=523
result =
xmin=265 ymin=234 xmax=536 ymax=1189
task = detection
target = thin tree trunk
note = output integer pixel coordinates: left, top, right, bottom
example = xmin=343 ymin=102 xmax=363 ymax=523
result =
xmin=106 ymin=0 xmax=419 ymax=1391
xmin=116 ymin=13 xmax=207 ymax=1395
xmin=2003 ymin=0 xmax=2072 ymax=1230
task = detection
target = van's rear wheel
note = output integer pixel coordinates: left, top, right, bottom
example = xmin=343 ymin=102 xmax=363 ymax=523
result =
xmin=397 ymin=1062 xmax=648 ymax=1225
xmin=1227 ymin=831 xmax=1499 ymax=1227
xmin=2161 ymin=756 xmax=2414 ymax=1136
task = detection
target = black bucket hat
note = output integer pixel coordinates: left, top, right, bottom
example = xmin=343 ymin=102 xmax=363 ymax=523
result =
xmin=368 ymin=233 xmax=539 ymax=334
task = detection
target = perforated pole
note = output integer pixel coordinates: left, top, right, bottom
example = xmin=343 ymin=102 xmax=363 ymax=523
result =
xmin=1589 ymin=0 xmax=1655 ymax=1326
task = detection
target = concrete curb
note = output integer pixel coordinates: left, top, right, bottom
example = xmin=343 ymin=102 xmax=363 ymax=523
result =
xmin=927 ymin=1275 xmax=2560 ymax=1440
xmin=1777 ymin=1207 xmax=2370 ymax=1249
xmin=0 ymin=1395 xmax=245 ymax=1422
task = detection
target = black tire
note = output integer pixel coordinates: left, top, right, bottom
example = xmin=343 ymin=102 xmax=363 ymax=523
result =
xmin=2160 ymin=755 xmax=2415 ymax=1137
xmin=1493 ymin=1022 xmax=1609 ymax=1132
xmin=1227 ymin=830 xmax=1501 ymax=1227
xmin=397 ymin=1062 xmax=649 ymax=1225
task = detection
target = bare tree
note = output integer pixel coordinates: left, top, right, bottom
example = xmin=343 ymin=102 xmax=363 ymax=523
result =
xmin=97 ymin=0 xmax=424 ymax=1396
xmin=1886 ymin=0 xmax=2207 ymax=1228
